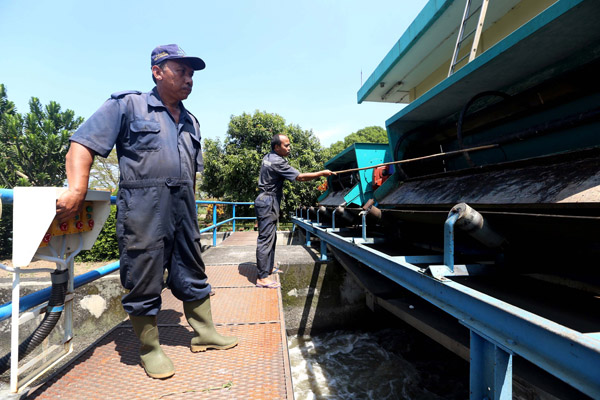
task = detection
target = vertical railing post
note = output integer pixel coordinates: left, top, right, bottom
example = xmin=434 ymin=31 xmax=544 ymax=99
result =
xmin=65 ymin=254 xmax=75 ymax=353
xmin=10 ymin=268 xmax=20 ymax=392
xmin=232 ymin=204 xmax=236 ymax=232
xmin=213 ymin=202 xmax=217 ymax=247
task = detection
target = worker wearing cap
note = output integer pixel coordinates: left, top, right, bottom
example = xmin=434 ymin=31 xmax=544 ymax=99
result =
xmin=56 ymin=44 xmax=237 ymax=379
xmin=255 ymin=134 xmax=334 ymax=288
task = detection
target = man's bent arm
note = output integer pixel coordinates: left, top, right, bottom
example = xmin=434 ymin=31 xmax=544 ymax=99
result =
xmin=296 ymin=169 xmax=334 ymax=182
xmin=56 ymin=142 xmax=95 ymax=221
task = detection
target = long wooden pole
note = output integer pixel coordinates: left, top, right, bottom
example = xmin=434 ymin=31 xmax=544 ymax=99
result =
xmin=331 ymin=144 xmax=498 ymax=174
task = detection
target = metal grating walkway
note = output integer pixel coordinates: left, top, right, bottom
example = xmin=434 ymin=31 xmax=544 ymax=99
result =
xmin=27 ymin=262 xmax=293 ymax=400
xmin=220 ymin=231 xmax=259 ymax=246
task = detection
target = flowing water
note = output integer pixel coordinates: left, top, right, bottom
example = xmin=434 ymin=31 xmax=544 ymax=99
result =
xmin=288 ymin=328 xmax=469 ymax=400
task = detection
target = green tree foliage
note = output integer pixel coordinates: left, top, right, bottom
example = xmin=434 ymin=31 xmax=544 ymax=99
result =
xmin=200 ymin=110 xmax=327 ymax=219
xmin=0 ymin=205 xmax=12 ymax=258
xmin=75 ymin=206 xmax=119 ymax=261
xmin=89 ymin=148 xmax=119 ymax=193
xmin=0 ymin=84 xmax=17 ymax=188
xmin=324 ymin=125 xmax=388 ymax=160
xmin=0 ymin=84 xmax=84 ymax=259
xmin=0 ymin=84 xmax=83 ymax=188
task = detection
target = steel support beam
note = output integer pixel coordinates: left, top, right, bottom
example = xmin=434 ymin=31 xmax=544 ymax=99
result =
xmin=470 ymin=330 xmax=513 ymax=400
xmin=292 ymin=217 xmax=600 ymax=397
xmin=320 ymin=239 xmax=328 ymax=261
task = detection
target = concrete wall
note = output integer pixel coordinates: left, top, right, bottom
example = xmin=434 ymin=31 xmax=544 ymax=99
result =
xmin=280 ymin=231 xmax=378 ymax=336
xmin=280 ymin=257 xmax=379 ymax=336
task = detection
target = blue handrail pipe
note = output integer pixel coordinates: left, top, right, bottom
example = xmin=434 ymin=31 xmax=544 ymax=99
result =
xmin=0 ymin=190 xmax=255 ymax=321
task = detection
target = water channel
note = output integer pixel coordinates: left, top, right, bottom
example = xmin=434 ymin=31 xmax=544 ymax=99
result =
xmin=288 ymin=327 xmax=469 ymax=400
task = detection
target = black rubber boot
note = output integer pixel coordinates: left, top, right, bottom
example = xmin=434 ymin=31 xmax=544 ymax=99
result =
xmin=129 ymin=315 xmax=175 ymax=379
xmin=183 ymin=296 xmax=238 ymax=352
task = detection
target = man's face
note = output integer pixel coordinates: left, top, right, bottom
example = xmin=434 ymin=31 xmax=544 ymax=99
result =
xmin=275 ymin=135 xmax=291 ymax=157
xmin=154 ymin=60 xmax=194 ymax=101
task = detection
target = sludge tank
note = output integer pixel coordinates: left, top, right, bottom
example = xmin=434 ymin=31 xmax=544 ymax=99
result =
xmin=295 ymin=1 xmax=600 ymax=398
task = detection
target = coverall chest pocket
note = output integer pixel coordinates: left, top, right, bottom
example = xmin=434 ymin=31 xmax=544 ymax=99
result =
xmin=189 ymin=132 xmax=204 ymax=172
xmin=129 ymin=120 xmax=161 ymax=152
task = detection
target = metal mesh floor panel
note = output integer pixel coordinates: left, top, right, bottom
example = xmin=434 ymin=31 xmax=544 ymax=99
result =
xmin=206 ymin=264 xmax=258 ymax=288
xmin=154 ymin=288 xmax=280 ymax=326
xmin=220 ymin=231 xmax=258 ymax=246
xmin=27 ymin=258 xmax=291 ymax=400
xmin=28 ymin=324 xmax=287 ymax=400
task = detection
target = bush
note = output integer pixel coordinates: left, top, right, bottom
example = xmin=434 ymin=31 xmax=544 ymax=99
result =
xmin=75 ymin=206 xmax=118 ymax=261
xmin=0 ymin=204 xmax=12 ymax=259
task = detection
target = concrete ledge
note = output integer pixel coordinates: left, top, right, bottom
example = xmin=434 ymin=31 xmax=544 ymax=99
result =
xmin=202 ymin=241 xmax=375 ymax=336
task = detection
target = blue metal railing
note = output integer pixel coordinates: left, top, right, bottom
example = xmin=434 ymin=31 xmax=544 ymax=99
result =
xmin=0 ymin=262 xmax=120 ymax=322
xmin=0 ymin=190 xmax=255 ymax=321
xmin=196 ymin=200 xmax=255 ymax=246
xmin=0 ymin=188 xmax=13 ymax=204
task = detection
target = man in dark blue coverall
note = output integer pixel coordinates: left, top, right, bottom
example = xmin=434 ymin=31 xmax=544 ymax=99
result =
xmin=56 ymin=44 xmax=237 ymax=379
xmin=255 ymin=134 xmax=333 ymax=288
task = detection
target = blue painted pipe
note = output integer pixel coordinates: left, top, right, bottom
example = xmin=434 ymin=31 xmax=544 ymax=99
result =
xmin=0 ymin=261 xmax=120 ymax=322
xmin=0 ymin=189 xmax=14 ymax=204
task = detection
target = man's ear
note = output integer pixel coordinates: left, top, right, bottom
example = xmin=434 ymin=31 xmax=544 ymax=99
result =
xmin=152 ymin=65 xmax=163 ymax=81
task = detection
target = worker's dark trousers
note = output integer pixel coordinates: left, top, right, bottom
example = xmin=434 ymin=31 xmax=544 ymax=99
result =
xmin=254 ymin=192 xmax=279 ymax=279
xmin=116 ymin=180 xmax=211 ymax=316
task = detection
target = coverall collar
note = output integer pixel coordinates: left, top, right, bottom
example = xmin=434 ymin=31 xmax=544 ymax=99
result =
xmin=149 ymin=87 xmax=192 ymax=125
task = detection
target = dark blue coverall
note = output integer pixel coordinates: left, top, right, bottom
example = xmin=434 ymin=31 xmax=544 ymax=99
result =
xmin=254 ymin=152 xmax=299 ymax=279
xmin=70 ymin=88 xmax=210 ymax=316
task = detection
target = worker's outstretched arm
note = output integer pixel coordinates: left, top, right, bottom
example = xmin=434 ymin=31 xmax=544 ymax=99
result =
xmin=296 ymin=169 xmax=335 ymax=182
xmin=56 ymin=142 xmax=95 ymax=222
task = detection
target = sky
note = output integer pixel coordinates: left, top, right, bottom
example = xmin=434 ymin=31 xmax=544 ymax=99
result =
xmin=0 ymin=0 xmax=428 ymax=147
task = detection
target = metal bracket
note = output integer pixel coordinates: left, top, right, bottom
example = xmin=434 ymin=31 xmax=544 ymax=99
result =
xmin=461 ymin=322 xmax=514 ymax=400
xmin=359 ymin=211 xmax=367 ymax=240
xmin=331 ymin=208 xmax=337 ymax=230
xmin=426 ymin=263 xmax=490 ymax=280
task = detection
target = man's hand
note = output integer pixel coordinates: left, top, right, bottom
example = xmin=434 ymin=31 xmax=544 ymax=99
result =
xmin=296 ymin=169 xmax=336 ymax=182
xmin=56 ymin=142 xmax=95 ymax=222
xmin=56 ymin=188 xmax=86 ymax=222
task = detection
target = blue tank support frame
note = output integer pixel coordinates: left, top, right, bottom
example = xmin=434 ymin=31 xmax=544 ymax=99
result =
xmin=292 ymin=214 xmax=600 ymax=399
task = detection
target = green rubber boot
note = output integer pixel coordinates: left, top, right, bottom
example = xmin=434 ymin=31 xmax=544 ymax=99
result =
xmin=183 ymin=296 xmax=238 ymax=352
xmin=129 ymin=315 xmax=175 ymax=379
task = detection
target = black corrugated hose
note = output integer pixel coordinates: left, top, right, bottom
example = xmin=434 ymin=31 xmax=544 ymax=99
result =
xmin=0 ymin=269 xmax=69 ymax=374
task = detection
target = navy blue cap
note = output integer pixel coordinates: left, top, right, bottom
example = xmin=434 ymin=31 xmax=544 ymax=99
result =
xmin=151 ymin=44 xmax=205 ymax=70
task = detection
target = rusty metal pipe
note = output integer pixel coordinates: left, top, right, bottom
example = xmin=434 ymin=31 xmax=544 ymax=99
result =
xmin=335 ymin=205 xmax=357 ymax=226
xmin=362 ymin=199 xmax=382 ymax=223
xmin=317 ymin=206 xmax=332 ymax=223
xmin=450 ymin=203 xmax=506 ymax=248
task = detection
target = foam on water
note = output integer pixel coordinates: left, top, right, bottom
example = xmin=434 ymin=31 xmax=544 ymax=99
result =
xmin=288 ymin=328 xmax=468 ymax=400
